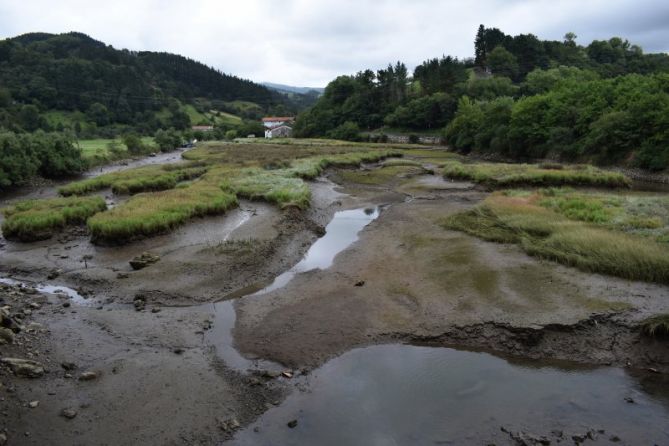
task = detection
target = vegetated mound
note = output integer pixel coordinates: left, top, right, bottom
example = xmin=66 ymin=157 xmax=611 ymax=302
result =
xmin=443 ymin=189 xmax=669 ymax=284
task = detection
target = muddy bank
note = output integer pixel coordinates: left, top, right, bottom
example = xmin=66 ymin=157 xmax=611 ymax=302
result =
xmin=234 ymin=176 xmax=669 ymax=372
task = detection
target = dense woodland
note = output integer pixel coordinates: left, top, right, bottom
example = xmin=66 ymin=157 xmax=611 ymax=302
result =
xmin=0 ymin=32 xmax=314 ymax=189
xmin=295 ymin=26 xmax=669 ymax=170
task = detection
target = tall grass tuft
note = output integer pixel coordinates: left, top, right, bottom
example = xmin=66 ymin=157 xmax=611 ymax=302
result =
xmin=443 ymin=193 xmax=669 ymax=284
xmin=2 ymin=196 xmax=107 ymax=241
xmin=87 ymin=183 xmax=237 ymax=243
xmin=442 ymin=160 xmax=630 ymax=189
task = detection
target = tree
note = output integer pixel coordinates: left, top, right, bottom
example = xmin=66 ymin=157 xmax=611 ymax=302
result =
xmin=87 ymin=102 xmax=110 ymax=126
xmin=19 ymin=105 xmax=43 ymax=132
xmin=328 ymin=121 xmax=360 ymax=141
xmin=122 ymin=133 xmax=145 ymax=155
xmin=488 ymin=46 xmax=519 ymax=79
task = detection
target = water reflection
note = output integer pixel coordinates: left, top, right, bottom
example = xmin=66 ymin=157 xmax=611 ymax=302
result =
xmin=229 ymin=345 xmax=669 ymax=445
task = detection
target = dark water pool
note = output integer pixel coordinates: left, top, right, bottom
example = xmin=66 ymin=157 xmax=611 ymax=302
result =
xmin=229 ymin=345 xmax=669 ymax=445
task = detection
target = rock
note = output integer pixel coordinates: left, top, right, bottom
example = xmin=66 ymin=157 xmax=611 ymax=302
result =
xmin=0 ymin=433 xmax=6 ymax=445
xmin=47 ymin=269 xmax=62 ymax=280
xmin=609 ymin=435 xmax=621 ymax=442
xmin=151 ymin=308 xmax=161 ymax=313
xmin=62 ymin=301 xmax=71 ymax=308
xmin=60 ymin=408 xmax=77 ymax=419
xmin=61 ymin=362 xmax=77 ymax=371
xmin=133 ymin=300 xmax=145 ymax=311
xmin=219 ymin=418 xmax=240 ymax=432
xmin=261 ymin=370 xmax=281 ymax=379
xmin=282 ymin=371 xmax=293 ymax=379
xmin=78 ymin=371 xmax=98 ymax=381
xmin=28 ymin=401 xmax=39 ymax=408
xmin=354 ymin=280 xmax=365 ymax=287
xmin=0 ymin=358 xmax=45 ymax=378
xmin=287 ymin=419 xmax=298 ymax=429
xmin=0 ymin=328 xmax=14 ymax=344
xmin=28 ymin=302 xmax=40 ymax=309
xmin=624 ymin=397 xmax=635 ymax=404
xmin=173 ymin=348 xmax=184 ymax=355
xmin=116 ymin=273 xmax=129 ymax=279
xmin=129 ymin=252 xmax=161 ymax=270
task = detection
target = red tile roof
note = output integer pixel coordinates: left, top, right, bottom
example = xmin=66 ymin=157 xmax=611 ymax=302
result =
xmin=262 ymin=117 xmax=294 ymax=122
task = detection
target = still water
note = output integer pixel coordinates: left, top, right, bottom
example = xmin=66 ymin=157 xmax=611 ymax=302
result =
xmin=230 ymin=345 xmax=669 ymax=445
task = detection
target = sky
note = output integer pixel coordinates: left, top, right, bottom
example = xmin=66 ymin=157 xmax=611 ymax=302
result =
xmin=1 ymin=0 xmax=668 ymax=87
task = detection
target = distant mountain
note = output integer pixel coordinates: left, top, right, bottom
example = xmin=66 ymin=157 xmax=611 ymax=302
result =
xmin=263 ymin=82 xmax=325 ymax=95
xmin=0 ymin=31 xmax=285 ymax=132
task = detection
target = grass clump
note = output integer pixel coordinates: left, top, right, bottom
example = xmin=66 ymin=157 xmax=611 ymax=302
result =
xmin=442 ymin=160 xmax=630 ymax=189
xmin=222 ymin=169 xmax=311 ymax=209
xmin=87 ymin=182 xmax=237 ymax=243
xmin=641 ymin=314 xmax=669 ymax=338
xmin=59 ymin=165 xmax=206 ymax=196
xmin=443 ymin=193 xmax=669 ymax=284
xmin=2 ymin=196 xmax=106 ymax=241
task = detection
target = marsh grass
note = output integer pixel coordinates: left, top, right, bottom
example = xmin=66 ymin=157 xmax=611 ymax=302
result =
xmin=442 ymin=160 xmax=630 ymax=188
xmin=341 ymin=165 xmax=427 ymax=186
xmin=59 ymin=165 xmax=207 ymax=196
xmin=11 ymin=142 xmax=400 ymax=243
xmin=87 ymin=181 xmax=237 ymax=243
xmin=443 ymin=193 xmax=669 ymax=284
xmin=641 ymin=314 xmax=669 ymax=338
xmin=2 ymin=196 xmax=106 ymax=241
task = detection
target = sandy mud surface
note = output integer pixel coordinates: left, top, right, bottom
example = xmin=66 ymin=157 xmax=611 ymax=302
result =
xmin=1 ymin=150 xmax=668 ymax=445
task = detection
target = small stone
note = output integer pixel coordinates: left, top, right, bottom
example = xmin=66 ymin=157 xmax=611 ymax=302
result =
xmin=287 ymin=419 xmax=298 ymax=429
xmin=62 ymin=302 xmax=71 ymax=308
xmin=28 ymin=401 xmax=39 ymax=408
xmin=61 ymin=362 xmax=77 ymax=371
xmin=219 ymin=418 xmax=240 ymax=432
xmin=116 ymin=273 xmax=129 ymax=279
xmin=354 ymin=280 xmax=365 ymax=287
xmin=78 ymin=371 xmax=98 ymax=381
xmin=47 ymin=269 xmax=62 ymax=280
xmin=173 ymin=348 xmax=184 ymax=355
xmin=609 ymin=435 xmax=621 ymax=442
xmin=0 ymin=358 xmax=45 ymax=378
xmin=151 ymin=308 xmax=161 ymax=313
xmin=282 ymin=371 xmax=293 ymax=379
xmin=647 ymin=367 xmax=659 ymax=374
xmin=0 ymin=432 xmax=6 ymax=445
xmin=60 ymin=408 xmax=77 ymax=419
xmin=0 ymin=328 xmax=14 ymax=344
xmin=624 ymin=397 xmax=635 ymax=404
xmin=129 ymin=252 xmax=160 ymax=270
xmin=64 ymin=373 xmax=73 ymax=379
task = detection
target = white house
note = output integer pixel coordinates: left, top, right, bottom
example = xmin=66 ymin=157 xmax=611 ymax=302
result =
xmin=262 ymin=116 xmax=294 ymax=138
xmin=265 ymin=125 xmax=293 ymax=139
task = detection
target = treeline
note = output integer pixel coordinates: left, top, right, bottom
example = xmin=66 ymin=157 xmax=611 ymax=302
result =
xmin=446 ymin=71 xmax=669 ymax=170
xmin=295 ymin=26 xmax=669 ymax=169
xmin=0 ymin=131 xmax=85 ymax=188
xmin=0 ymin=32 xmax=306 ymax=137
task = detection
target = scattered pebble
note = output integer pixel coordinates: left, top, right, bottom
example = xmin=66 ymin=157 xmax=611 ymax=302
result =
xmin=28 ymin=401 xmax=39 ymax=408
xmin=60 ymin=408 xmax=77 ymax=419
xmin=287 ymin=419 xmax=298 ymax=429
xmin=78 ymin=371 xmax=98 ymax=381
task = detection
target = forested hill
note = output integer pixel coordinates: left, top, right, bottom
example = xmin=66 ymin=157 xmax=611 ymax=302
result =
xmin=295 ymin=26 xmax=669 ymax=170
xmin=0 ymin=32 xmax=279 ymax=130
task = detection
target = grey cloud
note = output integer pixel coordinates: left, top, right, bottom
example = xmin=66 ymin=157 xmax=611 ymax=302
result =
xmin=0 ymin=0 xmax=667 ymax=86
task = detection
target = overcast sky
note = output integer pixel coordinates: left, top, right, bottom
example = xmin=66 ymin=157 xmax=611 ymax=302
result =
xmin=1 ymin=0 xmax=668 ymax=87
